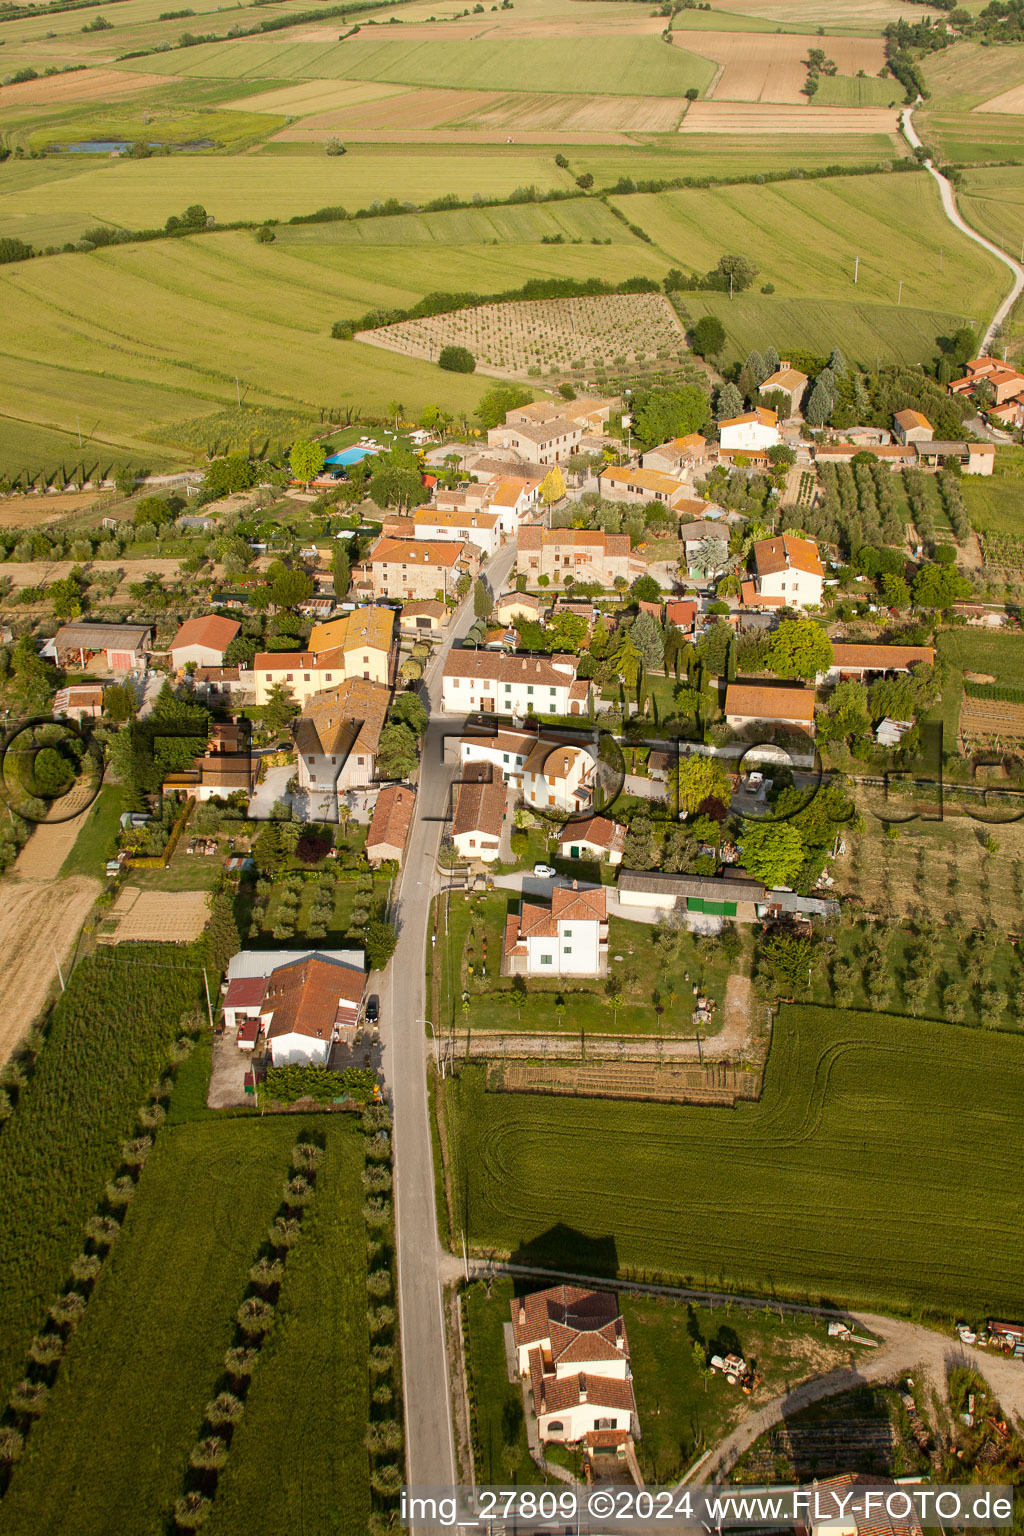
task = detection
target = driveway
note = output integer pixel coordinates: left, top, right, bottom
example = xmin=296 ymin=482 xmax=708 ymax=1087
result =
xmin=247 ymin=762 xmax=293 ymax=820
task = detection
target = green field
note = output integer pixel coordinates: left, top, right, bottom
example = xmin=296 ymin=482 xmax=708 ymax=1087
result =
xmin=960 ymin=442 xmax=1024 ymax=535
xmin=59 ymin=783 xmax=126 ymax=879
xmin=922 ymin=39 xmax=1024 ymax=113
xmin=813 ymin=74 xmax=902 ymax=108
xmin=443 ymin=1004 xmax=1023 ymax=1314
xmin=0 ymin=1117 xmax=307 ymax=1536
xmin=117 ymin=34 xmax=719 ymax=95
xmin=921 ymin=112 xmax=1024 ymax=166
xmin=203 ymin=1120 xmax=371 ymax=1536
xmin=936 ymin=624 xmax=1024 ymax=684
xmin=959 ymin=165 xmax=1024 ymax=261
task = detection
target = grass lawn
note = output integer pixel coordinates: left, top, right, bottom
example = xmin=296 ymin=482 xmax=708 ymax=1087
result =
xmin=443 ymin=1003 xmax=1024 ymax=1314
xmin=59 ymin=781 xmax=125 ymax=879
xmin=960 ymin=441 xmax=1024 ymax=535
xmin=935 ymin=624 xmax=1024 ymax=685
xmin=436 ymin=892 xmax=735 ymax=1036
xmin=462 ymin=1278 xmax=535 ymax=1485
xmin=204 ymin=1120 xmax=371 ymax=1536
xmin=0 ymin=1117 xmax=300 ymax=1536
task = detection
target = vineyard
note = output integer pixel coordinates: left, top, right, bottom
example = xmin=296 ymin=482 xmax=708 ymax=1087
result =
xmin=359 ymin=294 xmax=689 ymax=382
xmin=0 ymin=946 xmax=204 ymax=1402
xmin=979 ymin=532 xmax=1024 ymax=572
xmin=959 ymin=691 xmax=1024 ymax=748
xmin=443 ymin=1004 xmax=1024 ymax=1313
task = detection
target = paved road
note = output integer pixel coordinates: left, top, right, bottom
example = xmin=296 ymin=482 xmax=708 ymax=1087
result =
xmin=902 ymin=108 xmax=1024 ymax=346
xmin=383 ymin=538 xmax=519 ymax=1494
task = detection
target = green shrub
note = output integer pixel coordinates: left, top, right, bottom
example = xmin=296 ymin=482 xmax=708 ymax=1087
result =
xmin=438 ymin=345 xmax=476 ymax=374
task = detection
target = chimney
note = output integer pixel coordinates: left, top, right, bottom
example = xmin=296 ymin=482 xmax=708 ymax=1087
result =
xmin=578 ymin=1374 xmax=587 ymax=1403
xmin=572 ymin=880 xmax=578 ymax=891
xmin=518 ymin=1301 xmax=526 ymax=1326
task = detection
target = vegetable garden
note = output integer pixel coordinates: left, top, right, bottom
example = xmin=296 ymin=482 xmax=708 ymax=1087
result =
xmin=442 ymin=1004 xmax=1024 ymax=1314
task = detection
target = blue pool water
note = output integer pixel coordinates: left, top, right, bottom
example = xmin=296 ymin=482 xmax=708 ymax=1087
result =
xmin=325 ymin=446 xmax=377 ymax=467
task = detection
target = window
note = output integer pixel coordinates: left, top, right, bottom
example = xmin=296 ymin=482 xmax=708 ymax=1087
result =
xmin=325 ymin=673 xmax=333 ymax=682
xmin=550 ymin=687 xmax=556 ymax=697
xmin=527 ymin=685 xmax=534 ymax=696
xmin=595 ymin=1417 xmax=617 ymax=1431
xmin=330 ymin=757 xmax=336 ymax=765
xmin=304 ymin=674 xmax=311 ymax=682
xmin=563 ymin=929 xmax=572 ymax=938
xmin=286 ymin=674 xmax=294 ymax=682
xmin=505 ymin=683 xmax=511 ymax=692
xmin=502 ymin=753 xmax=510 ymax=764
xmin=469 ymin=838 xmax=476 ymax=848
xmin=357 ymin=756 xmax=364 ymax=765
xmin=540 ymin=955 xmax=553 ymax=966
xmin=309 ymin=774 xmax=316 ymax=782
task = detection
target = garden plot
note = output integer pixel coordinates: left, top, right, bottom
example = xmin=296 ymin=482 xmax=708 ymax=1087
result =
xmin=358 ymin=293 xmax=688 ymax=380
xmin=103 ymin=886 xmax=210 ymax=943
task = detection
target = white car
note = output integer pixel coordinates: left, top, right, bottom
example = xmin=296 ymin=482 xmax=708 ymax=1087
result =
xmin=532 ymin=863 xmax=557 ymax=878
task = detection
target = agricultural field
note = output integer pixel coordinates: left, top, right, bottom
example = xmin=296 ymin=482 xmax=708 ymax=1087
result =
xmin=921 ymin=40 xmax=1024 ymax=113
xmin=361 ymin=293 xmax=687 ymax=380
xmin=921 ymin=112 xmax=1024 ymax=166
xmin=813 ymin=75 xmax=903 ymax=109
xmin=961 ymin=442 xmax=1024 ymax=536
xmin=679 ymin=102 xmax=899 ymax=134
xmin=0 ymin=1117 xmax=303 ymax=1536
xmin=959 ymin=166 xmax=1024 ymax=263
xmin=679 ymin=30 xmax=885 ymax=105
xmin=442 ymin=1004 xmax=1024 ymax=1314
xmin=113 ymin=34 xmax=718 ymax=96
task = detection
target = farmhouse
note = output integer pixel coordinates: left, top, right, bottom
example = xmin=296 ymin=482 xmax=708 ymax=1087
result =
xmin=725 ymin=682 xmax=817 ymax=736
xmin=557 ymin=815 xmax=625 ymax=866
xmin=718 ymin=407 xmax=780 ymax=451
xmin=487 ymin=415 xmax=583 ymax=466
xmin=913 ymin=440 xmax=995 ymax=475
xmin=617 ymin=868 xmax=766 ymax=921
xmin=893 ymin=409 xmax=933 ymax=444
xmin=442 ymin=650 xmax=590 ymax=716
xmin=949 ymin=355 xmax=1024 ymax=406
xmin=511 ymin=1285 xmax=637 ymax=1445
xmin=518 ymin=526 xmax=644 ymax=587
xmin=641 ymin=432 xmax=710 ymax=476
xmin=370 ymin=536 xmax=470 ymax=601
xmin=494 ymin=592 xmax=548 ymax=625
xmin=507 ymin=398 xmax=615 ymax=432
xmin=744 ymin=534 xmax=823 ymax=610
xmin=52 ymin=684 xmax=104 ymax=721
xmin=254 ymin=606 xmax=398 ymax=706
xmin=258 ymin=954 xmax=366 ymax=1066
xmin=503 ymin=883 xmax=608 ymax=977
xmin=813 ymin=443 xmax=916 ymax=470
xmin=366 ymin=783 xmax=416 ymax=865
xmin=451 ymin=761 xmax=506 ymax=863
xmin=819 ymin=642 xmax=934 ymax=684
xmin=51 ymin=621 xmax=152 ymax=673
xmin=170 ymin=614 xmax=241 ymax=670
xmin=412 ymin=506 xmax=501 ymax=557
xmin=400 ymin=599 xmax=446 ymax=634
xmin=294 ymin=677 xmax=390 ymax=800
xmin=758 ymin=365 xmax=808 ymax=417
xmin=596 ymin=465 xmax=689 ymax=510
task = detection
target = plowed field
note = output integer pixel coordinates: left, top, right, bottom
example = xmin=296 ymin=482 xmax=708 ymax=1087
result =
xmin=680 ymin=102 xmax=900 ymax=134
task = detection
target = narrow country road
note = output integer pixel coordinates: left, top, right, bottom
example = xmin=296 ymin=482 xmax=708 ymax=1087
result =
xmin=902 ymin=109 xmax=1024 ymax=345
xmin=382 ymin=538 xmax=519 ymax=1496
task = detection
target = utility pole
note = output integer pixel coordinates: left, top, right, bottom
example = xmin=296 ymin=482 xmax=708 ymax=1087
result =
xmin=76 ymin=415 xmax=82 ymax=449
xmin=897 ymin=279 xmax=904 ymax=306
xmin=203 ymin=968 xmax=214 ymax=1029
xmin=235 ymin=376 xmax=241 ymax=407
xmin=853 ymin=256 xmax=859 ymax=285
xmin=53 ymin=946 xmax=65 ymax=993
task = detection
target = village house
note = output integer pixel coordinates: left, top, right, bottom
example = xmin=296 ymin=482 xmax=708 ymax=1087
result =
xmin=725 ymin=682 xmax=817 ymax=736
xmin=412 ymin=506 xmax=502 ymax=558
xmin=813 ymin=443 xmax=917 ymax=471
xmin=522 ymin=739 xmax=595 ymax=814
xmin=442 ymin=650 xmax=590 ymax=716
xmin=433 ymin=473 xmax=542 ymax=534
xmin=718 ymin=407 xmax=780 ymax=452
xmin=758 ymin=364 xmax=808 ymax=417
xmin=506 ymin=398 xmax=615 ymax=433
xmin=365 ymin=783 xmax=416 ymax=865
xmin=743 ymin=534 xmax=824 ymax=610
xmin=163 ymin=720 xmax=256 ymax=803
xmin=294 ymin=677 xmax=390 ymax=802
xmin=518 ymin=526 xmax=644 ymax=588
xmin=493 ymin=591 xmax=548 ymax=626
xmin=192 ymin=666 xmax=254 ymax=703
xmin=50 ymin=621 xmax=152 ymax=674
xmin=893 ymin=408 xmax=934 ymax=445
xmin=949 ymin=355 xmax=1024 ymax=407
xmin=665 ymin=598 xmax=698 ymax=636
xmin=52 ymin=684 xmax=104 ymax=721
xmin=681 ymin=520 xmax=731 ymax=575
xmin=503 ymin=883 xmax=608 ymax=977
xmin=254 ymin=606 xmax=398 ymax=707
xmin=557 ymin=814 xmax=625 ymax=866
xmin=511 ymin=1285 xmax=638 ymax=1445
xmin=169 ymin=614 xmax=241 ymax=670
xmin=370 ymin=536 xmax=471 ymax=601
xmin=596 ymin=465 xmax=690 ymax=510
xmin=459 ymin=726 xmax=543 ymax=782
xmin=640 ymin=432 xmax=710 ymax=477
xmin=451 ymin=761 xmax=506 ymax=863
xmin=913 ymin=440 xmax=995 ymax=475
xmin=252 ymin=954 xmax=366 ymax=1066
xmin=808 ymin=1474 xmax=923 ymax=1536
xmin=487 ymin=415 xmax=583 ymax=466
xmin=819 ymin=642 xmax=934 ymax=685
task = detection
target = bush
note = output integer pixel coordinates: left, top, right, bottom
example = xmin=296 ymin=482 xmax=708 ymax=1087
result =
xmin=438 ymin=345 xmax=476 ymax=374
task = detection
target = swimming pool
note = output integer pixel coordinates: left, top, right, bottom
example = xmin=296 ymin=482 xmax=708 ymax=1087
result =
xmin=325 ymin=446 xmax=377 ymax=467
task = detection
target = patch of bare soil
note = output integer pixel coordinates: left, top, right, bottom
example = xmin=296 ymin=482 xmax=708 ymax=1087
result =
xmin=0 ymin=876 xmax=98 ymax=1066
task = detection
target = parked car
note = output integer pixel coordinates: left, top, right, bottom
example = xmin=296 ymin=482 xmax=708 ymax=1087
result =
xmin=532 ymin=863 xmax=557 ymax=878
xmin=365 ymin=995 xmax=380 ymax=1024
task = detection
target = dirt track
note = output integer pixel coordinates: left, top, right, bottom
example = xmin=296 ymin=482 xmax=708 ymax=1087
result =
xmin=0 ymin=814 xmax=99 ymax=1067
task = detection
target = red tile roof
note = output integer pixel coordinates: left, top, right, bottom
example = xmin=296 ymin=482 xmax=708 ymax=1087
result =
xmin=830 ymin=643 xmax=934 ymax=670
xmin=366 ymin=784 xmax=416 ymax=857
xmin=262 ymin=955 xmax=364 ymax=1042
xmin=751 ymin=533 xmax=823 ymax=579
xmin=452 ymin=763 xmax=506 ymax=840
xmin=725 ymin=683 xmax=816 ymax=722
xmin=171 ymin=615 xmax=241 ymax=654
xmin=371 ymin=536 xmax=465 ymax=568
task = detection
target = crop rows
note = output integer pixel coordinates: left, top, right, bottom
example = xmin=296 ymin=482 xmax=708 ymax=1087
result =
xmin=445 ymin=1005 xmax=1023 ymax=1313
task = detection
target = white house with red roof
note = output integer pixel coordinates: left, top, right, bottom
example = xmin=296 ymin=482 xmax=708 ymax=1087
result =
xmin=170 ymin=614 xmax=241 ymax=670
xmin=718 ymin=407 xmax=780 ymax=452
xmin=221 ymin=949 xmax=365 ymax=1064
xmin=557 ymin=815 xmax=625 ymax=866
xmin=503 ymin=883 xmax=608 ymax=976
xmin=743 ymin=534 xmax=824 ymax=610
xmin=441 ymin=650 xmax=590 ymax=717
xmin=510 ymin=1285 xmax=638 ymax=1444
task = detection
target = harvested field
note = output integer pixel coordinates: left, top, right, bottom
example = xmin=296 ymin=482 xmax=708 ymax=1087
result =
xmin=450 ymin=91 xmax=683 ymax=133
xmin=976 ymin=82 xmax=1024 ymax=115
xmin=358 ymin=293 xmax=687 ymax=379
xmin=102 ymin=886 xmax=210 ymax=943
xmin=0 ymin=491 xmax=104 ymax=528
xmin=283 ymin=87 xmax=497 ymax=134
xmin=276 ymin=87 xmax=688 ymax=136
xmin=680 ymin=30 xmax=885 ymax=104
xmin=0 ymin=68 xmax=172 ymax=110
xmin=680 ymin=102 xmax=900 ymax=133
